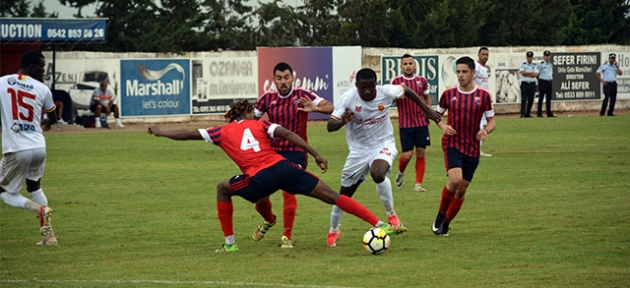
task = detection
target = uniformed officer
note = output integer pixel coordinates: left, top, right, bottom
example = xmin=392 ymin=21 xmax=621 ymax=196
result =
xmin=537 ymin=50 xmax=556 ymax=117
xmin=519 ymin=51 xmax=538 ymax=118
xmin=596 ymin=53 xmax=623 ymax=116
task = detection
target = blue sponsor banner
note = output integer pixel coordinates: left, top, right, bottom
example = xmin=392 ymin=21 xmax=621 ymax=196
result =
xmin=0 ymin=18 xmax=106 ymax=42
xmin=120 ymin=59 xmax=191 ymax=116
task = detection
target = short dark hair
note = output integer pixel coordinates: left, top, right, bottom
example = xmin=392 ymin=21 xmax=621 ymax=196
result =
xmin=21 ymin=50 xmax=44 ymax=69
xmin=401 ymin=53 xmax=414 ymax=60
xmin=478 ymin=47 xmax=489 ymax=54
xmin=273 ymin=62 xmax=293 ymax=75
xmin=356 ymin=68 xmax=377 ymax=82
xmin=456 ymin=56 xmax=475 ymax=71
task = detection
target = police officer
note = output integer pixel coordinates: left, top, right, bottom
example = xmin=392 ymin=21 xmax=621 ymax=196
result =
xmin=519 ymin=51 xmax=538 ymax=118
xmin=596 ymin=53 xmax=623 ymax=116
xmin=537 ymin=50 xmax=556 ymax=117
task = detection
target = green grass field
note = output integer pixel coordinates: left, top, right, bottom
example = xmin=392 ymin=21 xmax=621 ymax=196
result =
xmin=1 ymin=114 xmax=629 ymax=288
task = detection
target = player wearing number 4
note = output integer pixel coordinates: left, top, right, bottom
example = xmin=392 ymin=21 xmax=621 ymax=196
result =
xmin=254 ymin=62 xmax=333 ymax=248
xmin=326 ymin=68 xmax=441 ymax=247
xmin=0 ymin=50 xmax=58 ymax=245
xmin=432 ymin=56 xmax=496 ymax=236
xmin=148 ymin=99 xmax=398 ymax=253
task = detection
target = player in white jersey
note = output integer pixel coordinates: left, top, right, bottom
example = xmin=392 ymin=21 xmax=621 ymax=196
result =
xmin=474 ymin=47 xmax=492 ymax=157
xmin=325 ymin=68 xmax=441 ymax=247
xmin=0 ymin=50 xmax=59 ymax=245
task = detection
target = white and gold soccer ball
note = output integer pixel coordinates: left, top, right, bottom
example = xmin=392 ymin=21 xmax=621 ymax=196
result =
xmin=362 ymin=227 xmax=390 ymax=255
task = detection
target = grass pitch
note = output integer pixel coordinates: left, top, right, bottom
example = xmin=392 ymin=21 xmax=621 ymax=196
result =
xmin=1 ymin=114 xmax=629 ymax=287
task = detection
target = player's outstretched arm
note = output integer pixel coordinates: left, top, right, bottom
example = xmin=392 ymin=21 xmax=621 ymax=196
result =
xmin=402 ymin=85 xmax=441 ymax=124
xmin=148 ymin=126 xmax=203 ymax=140
xmin=327 ymin=108 xmax=353 ymax=132
xmin=274 ymin=126 xmax=328 ymax=173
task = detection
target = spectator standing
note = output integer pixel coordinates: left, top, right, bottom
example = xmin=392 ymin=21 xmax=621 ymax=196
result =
xmin=537 ymin=50 xmax=556 ymax=118
xmin=519 ymin=51 xmax=538 ymax=118
xmin=596 ymin=53 xmax=623 ymax=116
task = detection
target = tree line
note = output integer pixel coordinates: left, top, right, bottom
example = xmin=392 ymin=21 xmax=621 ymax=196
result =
xmin=3 ymin=0 xmax=630 ymax=53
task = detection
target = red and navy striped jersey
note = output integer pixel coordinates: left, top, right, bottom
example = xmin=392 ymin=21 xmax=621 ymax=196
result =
xmin=255 ymin=87 xmax=322 ymax=152
xmin=437 ymin=86 xmax=493 ymax=157
xmin=390 ymin=75 xmax=430 ymax=128
xmin=202 ymin=120 xmax=285 ymax=177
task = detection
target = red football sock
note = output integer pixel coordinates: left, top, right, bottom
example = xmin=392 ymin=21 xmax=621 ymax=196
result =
xmin=446 ymin=197 xmax=465 ymax=221
xmin=415 ymin=157 xmax=426 ymax=184
xmin=398 ymin=155 xmax=409 ymax=173
xmin=335 ymin=195 xmax=379 ymax=226
xmin=217 ymin=200 xmax=234 ymax=237
xmin=254 ymin=198 xmax=275 ymax=223
xmin=282 ymin=191 xmax=297 ymax=239
xmin=439 ymin=186 xmax=455 ymax=214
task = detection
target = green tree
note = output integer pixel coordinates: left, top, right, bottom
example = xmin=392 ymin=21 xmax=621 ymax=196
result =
xmin=31 ymin=0 xmax=59 ymax=18
xmin=1 ymin=0 xmax=31 ymax=17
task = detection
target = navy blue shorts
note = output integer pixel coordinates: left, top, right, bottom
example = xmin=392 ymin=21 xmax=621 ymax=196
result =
xmin=444 ymin=148 xmax=479 ymax=182
xmin=278 ymin=151 xmax=307 ymax=169
xmin=229 ymin=160 xmax=319 ymax=203
xmin=399 ymin=126 xmax=431 ymax=152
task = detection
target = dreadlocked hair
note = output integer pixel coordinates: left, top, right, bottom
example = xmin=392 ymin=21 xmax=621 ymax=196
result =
xmin=225 ymin=99 xmax=254 ymax=122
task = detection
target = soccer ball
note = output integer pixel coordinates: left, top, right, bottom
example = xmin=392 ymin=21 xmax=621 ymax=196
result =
xmin=362 ymin=227 xmax=390 ymax=255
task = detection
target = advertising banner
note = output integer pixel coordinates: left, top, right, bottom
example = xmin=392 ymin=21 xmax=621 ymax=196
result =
xmin=552 ymin=52 xmax=600 ymax=100
xmin=43 ymin=58 xmax=119 ymax=115
xmin=333 ymin=46 xmax=362 ymax=104
xmin=604 ymin=52 xmax=630 ymax=100
xmin=381 ymin=55 xmax=439 ymax=104
xmin=0 ymin=18 xmax=106 ymax=42
xmin=257 ymin=47 xmax=334 ymax=120
xmin=120 ymin=59 xmax=191 ymax=116
xmin=191 ymin=57 xmax=258 ymax=114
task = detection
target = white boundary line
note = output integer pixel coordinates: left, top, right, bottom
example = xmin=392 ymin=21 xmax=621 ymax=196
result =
xmin=0 ymin=279 xmax=359 ymax=288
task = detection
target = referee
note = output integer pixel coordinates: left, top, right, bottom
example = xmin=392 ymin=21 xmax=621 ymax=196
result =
xmin=537 ymin=50 xmax=556 ymax=117
xmin=519 ymin=51 xmax=538 ymax=118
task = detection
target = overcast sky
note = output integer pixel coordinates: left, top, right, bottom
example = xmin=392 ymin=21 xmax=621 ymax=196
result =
xmin=36 ymin=0 xmax=301 ymax=19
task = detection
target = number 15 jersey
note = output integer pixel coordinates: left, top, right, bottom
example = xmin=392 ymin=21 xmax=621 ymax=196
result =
xmin=0 ymin=74 xmax=56 ymax=153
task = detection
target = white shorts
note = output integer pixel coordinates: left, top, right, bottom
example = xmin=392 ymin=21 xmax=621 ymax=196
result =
xmin=0 ymin=148 xmax=46 ymax=193
xmin=340 ymin=142 xmax=397 ymax=187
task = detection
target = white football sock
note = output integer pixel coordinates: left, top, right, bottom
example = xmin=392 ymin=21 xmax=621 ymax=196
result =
xmin=376 ymin=177 xmax=395 ymax=216
xmin=329 ymin=205 xmax=344 ymax=232
xmin=29 ymin=188 xmax=48 ymax=206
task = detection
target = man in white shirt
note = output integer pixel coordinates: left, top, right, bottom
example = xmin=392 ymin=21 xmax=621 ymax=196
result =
xmin=325 ymin=68 xmax=441 ymax=247
xmin=91 ymin=81 xmax=124 ymax=128
xmin=0 ymin=50 xmax=58 ymax=245
xmin=474 ymin=47 xmax=492 ymax=157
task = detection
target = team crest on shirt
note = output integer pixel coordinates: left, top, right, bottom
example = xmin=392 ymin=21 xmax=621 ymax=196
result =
xmin=355 ymin=106 xmax=362 ymax=113
xmin=451 ymin=96 xmax=457 ymax=101
xmin=378 ymin=103 xmax=385 ymax=112
xmin=270 ymin=100 xmax=277 ymax=107
xmin=475 ymin=97 xmax=481 ymax=105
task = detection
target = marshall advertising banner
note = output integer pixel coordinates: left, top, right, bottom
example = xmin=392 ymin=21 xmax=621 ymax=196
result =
xmin=120 ymin=59 xmax=191 ymax=116
xmin=257 ymin=46 xmax=361 ymax=120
